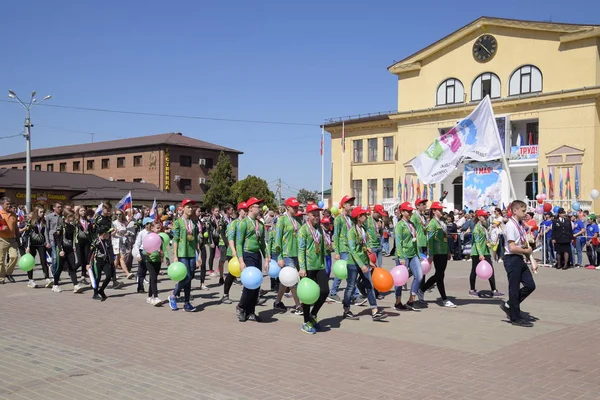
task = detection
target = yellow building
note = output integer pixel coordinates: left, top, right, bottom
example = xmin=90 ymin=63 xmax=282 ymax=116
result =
xmin=324 ymin=17 xmax=600 ymax=212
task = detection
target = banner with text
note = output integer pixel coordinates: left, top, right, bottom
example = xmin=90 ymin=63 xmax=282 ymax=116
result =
xmin=463 ymin=161 xmax=504 ymax=212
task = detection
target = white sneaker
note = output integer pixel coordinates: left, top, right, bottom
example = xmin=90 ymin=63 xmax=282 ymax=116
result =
xmin=152 ymin=297 xmax=163 ymax=307
xmin=283 ymin=292 xmax=292 ymax=298
xmin=27 ymin=280 xmax=37 ymax=288
xmin=209 ymin=271 xmax=216 ymax=277
xmin=52 ymin=285 xmax=62 ymax=293
xmin=146 ymin=297 xmax=153 ymax=304
xmin=417 ymin=289 xmax=425 ymax=302
xmin=442 ymin=299 xmax=457 ymax=308
xmin=200 ymin=284 xmax=209 ymax=290
xmin=73 ymin=284 xmax=84 ymax=293
xmin=45 ymin=279 xmax=53 ymax=288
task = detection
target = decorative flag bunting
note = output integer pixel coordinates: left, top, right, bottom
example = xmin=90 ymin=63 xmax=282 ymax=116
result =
xmin=559 ymin=168 xmax=563 ymax=199
xmin=416 ymin=178 xmax=421 ymax=200
xmin=410 ymin=176 xmax=415 ymax=201
xmin=532 ymin=170 xmax=537 ymax=198
xmin=566 ymin=168 xmax=572 ymax=200
xmin=341 ymin=121 xmax=346 ymax=153
xmin=403 ymin=176 xmax=408 ymax=202
xmin=575 ymin=165 xmax=580 ymax=199
xmin=541 ymin=169 xmax=546 ymax=195
xmin=549 ymin=168 xmax=554 ymax=199
xmin=397 ymin=178 xmax=402 ymax=201
xmin=423 ymin=184 xmax=427 ymax=200
xmin=429 ymin=184 xmax=434 ymax=201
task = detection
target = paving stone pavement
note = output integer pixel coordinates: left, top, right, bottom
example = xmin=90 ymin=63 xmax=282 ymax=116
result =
xmin=1 ymin=257 xmax=600 ymax=399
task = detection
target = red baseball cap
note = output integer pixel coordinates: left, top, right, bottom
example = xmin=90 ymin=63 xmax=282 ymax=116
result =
xmin=181 ymin=199 xmax=196 ymax=208
xmin=373 ymin=204 xmax=388 ymax=217
xmin=415 ymin=198 xmax=428 ymax=205
xmin=351 ymin=206 xmax=368 ymax=219
xmin=340 ymin=195 xmax=356 ymax=207
xmin=321 ymin=217 xmax=331 ymax=224
xmin=475 ymin=209 xmax=490 ymax=217
xmin=305 ymin=204 xmax=323 ymax=213
xmin=245 ymin=197 xmax=263 ymax=208
xmin=295 ymin=211 xmax=305 ymax=217
xmin=237 ymin=202 xmax=248 ymax=211
xmin=399 ymin=202 xmax=414 ymax=212
xmin=429 ymin=201 xmax=444 ymax=210
xmin=284 ymin=197 xmax=300 ymax=207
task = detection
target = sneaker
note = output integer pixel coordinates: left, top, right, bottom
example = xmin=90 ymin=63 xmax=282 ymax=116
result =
xmin=52 ymin=285 xmax=62 ymax=293
xmin=73 ymin=284 xmax=84 ymax=293
xmin=200 ymin=284 xmax=209 ymax=290
xmin=293 ymin=305 xmax=304 ymax=315
xmin=209 ymin=270 xmax=216 ymax=277
xmin=183 ymin=303 xmax=196 ymax=312
xmin=273 ymin=301 xmax=287 ymax=312
xmin=237 ymin=307 xmax=246 ymax=322
xmin=221 ymin=295 xmax=233 ymax=304
xmin=301 ymin=322 xmax=316 ymax=334
xmin=595 ymin=266 xmax=600 ymax=270
xmin=152 ymin=297 xmax=163 ymax=307
xmin=168 ymin=295 xmax=178 ymax=311
xmin=80 ymin=277 xmax=89 ymax=285
xmin=394 ymin=303 xmax=408 ymax=311
xmin=342 ymin=310 xmax=359 ymax=320
xmin=44 ymin=279 xmax=53 ymax=288
xmin=492 ymin=290 xmax=505 ymax=298
xmin=146 ymin=297 xmax=153 ymax=304
xmin=468 ymin=290 xmax=479 ymax=297
xmin=417 ymin=289 xmax=425 ymax=302
xmin=309 ymin=315 xmax=323 ymax=331
xmin=256 ymin=297 xmax=267 ymax=306
xmin=112 ymin=281 xmax=124 ymax=290
xmin=372 ymin=311 xmax=388 ymax=321
xmin=327 ymin=294 xmax=342 ymax=304
xmin=499 ymin=302 xmax=511 ymax=319
xmin=355 ymin=295 xmax=368 ymax=306
xmin=585 ymin=265 xmax=596 ymax=269
xmin=6 ymin=275 xmax=15 ymax=283
xmin=92 ymin=293 xmax=101 ymax=301
xmin=406 ymin=302 xmax=421 ymax=312
xmin=442 ymin=300 xmax=457 ymax=308
xmin=218 ymin=278 xmax=225 ymax=285
xmin=259 ymin=289 xmax=268 ymax=297
xmin=27 ymin=280 xmax=36 ymax=288
xmin=137 ymin=288 xmax=146 ymax=294
xmin=126 ymin=273 xmax=135 ymax=280
xmin=246 ymin=313 xmax=262 ymax=322
xmin=233 ymin=279 xmax=241 ymax=286
xmin=510 ymin=318 xmax=534 ymax=327
xmin=283 ymin=292 xmax=292 ymax=298
xmin=144 ymin=278 xmax=149 ymax=284
xmin=376 ymin=294 xmax=385 ymax=300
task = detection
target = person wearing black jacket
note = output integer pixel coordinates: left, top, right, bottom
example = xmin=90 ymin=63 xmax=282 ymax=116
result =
xmin=207 ymin=206 xmax=223 ymax=279
xmin=75 ymin=207 xmax=93 ymax=283
xmin=88 ymin=224 xmax=115 ymax=301
xmin=23 ymin=206 xmax=51 ymax=288
xmin=552 ymin=208 xmax=573 ymax=270
xmin=53 ymin=211 xmax=84 ymax=293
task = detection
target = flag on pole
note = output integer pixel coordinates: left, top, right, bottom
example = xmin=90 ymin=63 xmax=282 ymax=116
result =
xmin=566 ymin=168 xmax=571 ymax=199
xmin=403 ymin=176 xmax=408 ymax=202
xmin=532 ymin=170 xmax=537 ymax=198
xmin=549 ymin=168 xmax=554 ymax=199
xmin=320 ymin=134 xmax=324 ymax=156
xmin=429 ymin=184 xmax=434 ymax=201
xmin=559 ymin=168 xmax=563 ymax=199
xmin=116 ymin=191 xmax=132 ymax=211
xmin=541 ymin=169 xmax=546 ymax=194
xmin=411 ymin=96 xmax=504 ymax=184
xmin=149 ymin=199 xmax=157 ymax=220
xmin=422 ymin=184 xmax=427 ymax=200
xmin=410 ymin=176 xmax=415 ymax=201
xmin=397 ymin=178 xmax=402 ymax=201
xmin=94 ymin=202 xmax=103 ymax=215
xmin=516 ymin=133 xmax=522 ymax=147
xmin=341 ymin=121 xmax=346 ymax=153
xmin=416 ymin=178 xmax=421 ymax=200
xmin=16 ymin=208 xmax=25 ymax=223
xmin=575 ymin=165 xmax=580 ymax=199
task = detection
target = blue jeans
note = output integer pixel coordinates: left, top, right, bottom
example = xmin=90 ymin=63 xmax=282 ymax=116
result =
xmin=50 ymin=244 xmax=58 ymax=277
xmin=394 ymin=256 xmax=422 ymax=298
xmin=575 ymin=238 xmax=585 ymax=265
xmin=544 ymin=236 xmax=555 ymax=263
xmin=343 ymin=264 xmax=377 ymax=309
xmin=172 ymin=257 xmax=196 ymax=303
xmin=382 ymin=240 xmax=390 ymax=255
xmin=370 ymin=247 xmax=383 ymax=267
xmin=325 ymin=255 xmax=332 ymax=276
xmin=329 ymin=252 xmax=359 ymax=298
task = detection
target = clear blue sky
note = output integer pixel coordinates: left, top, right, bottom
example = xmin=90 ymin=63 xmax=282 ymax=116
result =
xmin=1 ymin=0 xmax=597 ymax=198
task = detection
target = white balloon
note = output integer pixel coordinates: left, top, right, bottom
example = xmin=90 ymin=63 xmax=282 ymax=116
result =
xmin=591 ymin=189 xmax=600 ymax=200
xmin=278 ymin=266 xmax=299 ymax=287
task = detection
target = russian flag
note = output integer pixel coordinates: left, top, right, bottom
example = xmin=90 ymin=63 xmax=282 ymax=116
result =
xmin=116 ymin=192 xmax=132 ymax=211
xmin=16 ymin=208 xmax=25 ymax=223
xmin=149 ymin=199 xmax=157 ymax=220
xmin=94 ymin=202 xmax=103 ymax=215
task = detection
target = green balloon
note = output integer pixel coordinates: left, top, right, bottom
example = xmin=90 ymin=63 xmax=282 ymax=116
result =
xmin=330 ymin=206 xmax=339 ymax=215
xmin=203 ymin=231 xmax=209 ymax=238
xmin=332 ymin=259 xmax=348 ymax=279
xmin=159 ymin=232 xmax=170 ymax=253
xmin=297 ymin=277 xmax=320 ymax=305
xmin=19 ymin=253 xmax=35 ymax=272
xmin=262 ymin=205 xmax=268 ymax=212
xmin=167 ymin=262 xmax=187 ymax=282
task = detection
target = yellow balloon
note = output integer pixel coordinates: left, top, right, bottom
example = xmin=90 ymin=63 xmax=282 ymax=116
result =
xmin=228 ymin=257 xmax=241 ymax=277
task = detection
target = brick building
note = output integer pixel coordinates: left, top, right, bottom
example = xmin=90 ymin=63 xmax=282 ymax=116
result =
xmin=0 ymin=132 xmax=242 ymax=196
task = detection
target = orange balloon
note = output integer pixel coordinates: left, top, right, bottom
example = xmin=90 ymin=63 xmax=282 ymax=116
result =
xmin=371 ymin=267 xmax=394 ymax=292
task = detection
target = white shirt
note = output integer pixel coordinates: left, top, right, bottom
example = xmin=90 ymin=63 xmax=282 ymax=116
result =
xmin=132 ymin=229 xmax=150 ymax=258
xmin=504 ymin=218 xmax=525 ymax=255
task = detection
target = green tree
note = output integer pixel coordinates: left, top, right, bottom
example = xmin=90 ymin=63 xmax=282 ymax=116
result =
xmin=203 ymin=151 xmax=236 ymax=208
xmin=296 ymin=188 xmax=320 ymax=204
xmin=231 ymin=175 xmax=276 ymax=209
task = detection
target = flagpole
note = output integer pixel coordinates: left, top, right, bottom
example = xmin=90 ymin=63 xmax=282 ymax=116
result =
xmin=341 ymin=120 xmax=345 ymax=195
xmin=321 ymin=126 xmax=325 ymax=201
xmin=490 ymin=97 xmax=517 ymax=201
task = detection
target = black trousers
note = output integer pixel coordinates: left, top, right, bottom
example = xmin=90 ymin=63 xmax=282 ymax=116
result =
xmin=76 ymin=239 xmax=91 ymax=278
xmin=238 ymin=252 xmax=261 ymax=315
xmin=470 ymin=255 xmax=497 ymax=291
xmin=302 ymin=269 xmax=329 ymax=323
xmin=94 ymin=261 xmax=114 ymax=296
xmin=422 ymin=254 xmax=449 ymax=300
xmin=199 ymin=245 xmax=208 ymax=283
xmin=28 ymin=245 xmax=49 ymax=280
xmin=137 ymin=256 xmax=148 ymax=291
xmin=503 ymin=254 xmax=536 ymax=321
xmin=145 ymin=258 xmax=160 ymax=298
xmin=56 ymin=249 xmax=78 ymax=286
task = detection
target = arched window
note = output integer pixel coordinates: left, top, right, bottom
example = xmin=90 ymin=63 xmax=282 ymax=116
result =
xmin=471 ymin=72 xmax=501 ymax=101
xmin=436 ymin=78 xmax=464 ymax=106
xmin=525 ymin=172 xmax=538 ymax=200
xmin=452 ymin=176 xmax=463 ymax=210
xmin=509 ymin=65 xmax=542 ymax=96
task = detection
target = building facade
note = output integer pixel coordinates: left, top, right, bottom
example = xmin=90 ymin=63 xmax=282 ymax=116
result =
xmin=0 ymin=132 xmax=242 ymax=196
xmin=325 ymin=17 xmax=600 ymax=212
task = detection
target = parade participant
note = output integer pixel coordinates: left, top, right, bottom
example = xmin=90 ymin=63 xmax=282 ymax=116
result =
xmin=217 ymin=204 xmax=235 ymax=285
xmin=168 ymin=199 xmax=199 ymax=312
xmin=419 ymin=202 xmax=456 ymax=307
xmin=342 ymin=206 xmax=387 ymax=321
xmin=265 ymin=218 xmax=279 ymax=292
xmin=393 ymin=202 xmax=423 ymax=312
xmin=321 ymin=217 xmax=334 ymax=276
xmin=93 ymin=202 xmax=123 ymax=289
xmin=87 ymin=224 xmax=115 ymax=301
xmin=220 ymin=202 xmax=246 ymax=304
xmin=45 ymin=202 xmax=63 ymax=281
xmin=584 ymin=214 xmax=599 ymax=268
xmin=53 ymin=211 xmax=84 ymax=293
xmin=236 ymin=197 xmax=269 ymax=322
xmin=552 ymin=208 xmax=573 ymax=269
xmin=75 ymin=207 xmax=92 ymax=284
xmin=469 ymin=210 xmax=503 ymax=298
xmin=207 ymin=206 xmax=222 ymax=277
xmin=411 ymin=198 xmax=428 ymax=301
xmin=133 ymin=218 xmax=164 ymax=306
xmin=366 ymin=205 xmax=387 ymax=268
xmin=112 ymin=210 xmax=135 ymax=280
xmin=194 ymin=207 xmax=208 ymax=290
xmin=499 ymin=200 xmax=537 ymax=327
xmin=298 ymin=204 xmax=330 ymax=334
xmin=0 ymin=197 xmax=19 ymax=284
xmin=273 ymin=197 xmax=302 ymax=314
xmin=573 ymin=212 xmax=587 ymax=268
xmin=23 ymin=206 xmax=50 ymax=288
xmin=133 ymin=217 xmax=154 ymax=294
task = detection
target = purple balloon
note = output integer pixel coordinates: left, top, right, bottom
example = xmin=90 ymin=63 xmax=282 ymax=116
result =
xmin=421 ymin=258 xmax=432 ymax=275
xmin=143 ymin=232 xmax=162 ymax=253
xmin=390 ymin=265 xmax=409 ymax=286
xmin=476 ymin=260 xmax=494 ymax=280
xmin=535 ymin=205 xmax=543 ymax=214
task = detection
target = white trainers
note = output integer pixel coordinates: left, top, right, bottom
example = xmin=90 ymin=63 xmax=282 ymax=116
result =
xmin=442 ymin=299 xmax=457 ymax=308
xmin=27 ymin=280 xmax=37 ymax=288
xmin=152 ymin=297 xmax=163 ymax=307
xmin=73 ymin=284 xmax=84 ymax=293
xmin=45 ymin=279 xmax=53 ymax=288
xmin=146 ymin=297 xmax=153 ymax=304
xmin=52 ymin=285 xmax=62 ymax=293
xmin=200 ymin=284 xmax=209 ymax=290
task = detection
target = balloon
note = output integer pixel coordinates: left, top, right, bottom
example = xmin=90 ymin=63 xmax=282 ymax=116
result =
xmin=419 ymin=252 xmax=427 ymax=260
xmin=368 ymin=252 xmax=377 ymax=266
xmin=279 ymin=266 xmax=299 ymax=287
xmin=537 ymin=198 xmax=543 ymax=204
xmin=553 ymin=206 xmax=560 ymax=214
xmin=169 ymin=205 xmax=175 ymax=211
xmin=372 ymin=267 xmax=394 ymax=292
xmin=159 ymin=232 xmax=170 ymax=243
xmin=317 ymin=201 xmax=324 ymax=208
xmin=332 ymin=259 xmax=348 ymax=279
xmin=475 ymin=260 xmax=494 ymax=280
xmin=143 ymin=232 xmax=162 ymax=253
xmin=390 ymin=265 xmax=409 ymax=286
xmin=572 ymin=201 xmax=581 ymax=211
xmin=536 ymin=194 xmax=541 ymax=200
xmin=228 ymin=257 xmax=241 ymax=277
xmin=203 ymin=231 xmax=209 ymax=238
xmin=540 ymin=194 xmax=547 ymax=200
xmin=535 ymin=205 xmax=543 ymax=214
xmin=18 ymin=253 xmax=35 ymax=272
xmin=167 ymin=262 xmax=187 ymax=282
xmin=297 ymin=278 xmax=320 ymax=305
xmin=268 ymin=259 xmax=281 ymax=278
xmin=421 ymin=258 xmax=432 ymax=275
xmin=591 ymin=189 xmax=600 ymax=200
xmin=330 ymin=206 xmax=339 ymax=215
xmin=543 ymin=202 xmax=552 ymax=212
xmin=241 ymin=266 xmax=263 ymax=289
xmin=262 ymin=205 xmax=268 ymax=212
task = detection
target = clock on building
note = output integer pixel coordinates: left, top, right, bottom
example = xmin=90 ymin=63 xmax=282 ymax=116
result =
xmin=472 ymin=34 xmax=497 ymax=62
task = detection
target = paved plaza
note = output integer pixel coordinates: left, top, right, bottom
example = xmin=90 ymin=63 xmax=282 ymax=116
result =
xmin=1 ymin=257 xmax=600 ymax=400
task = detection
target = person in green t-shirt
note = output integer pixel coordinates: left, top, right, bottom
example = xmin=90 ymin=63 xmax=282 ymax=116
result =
xmin=221 ymin=202 xmax=247 ymax=304
xmin=366 ymin=204 xmax=387 ymax=267
xmin=393 ymin=202 xmax=423 ymax=312
xmin=469 ymin=209 xmax=502 ymax=298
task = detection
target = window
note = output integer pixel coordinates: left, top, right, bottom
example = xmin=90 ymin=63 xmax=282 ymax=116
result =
xmin=383 ymin=137 xmax=394 ymax=161
xmin=116 ymin=179 xmax=125 ymax=182
xmin=133 ymin=178 xmax=143 ymax=183
xmin=46 ymin=164 xmax=54 ymax=172
xmin=353 ymin=140 xmax=363 ymax=163
xmin=86 ymin=160 xmax=95 ymax=170
xmin=180 ymin=178 xmax=192 ymax=193
xmin=436 ymin=78 xmax=464 ymax=106
xmin=59 ymin=162 xmax=66 ymax=172
xmin=11 ymin=166 xmax=17 ymax=169
xmin=101 ymin=158 xmax=110 ymax=169
xmin=368 ymin=138 xmax=378 ymax=162
xmin=509 ymin=65 xmax=542 ymax=96
xmin=117 ymin=157 xmax=125 ymax=168
xmin=73 ymin=161 xmax=80 ymax=171
xmin=180 ymin=155 xmax=192 ymax=167
xmin=525 ymin=173 xmax=538 ymax=200
xmin=367 ymin=179 xmax=378 ymax=205
xmin=34 ymin=164 xmax=41 ymax=171
xmin=22 ymin=166 xmax=26 ymax=169
xmin=383 ymin=178 xmax=393 ymax=199
xmin=471 ymin=73 xmax=501 ymax=101
xmin=352 ymin=180 xmax=363 ymax=204
xmin=133 ymin=155 xmax=142 ymax=167
xmin=206 ymin=158 xmax=214 ymax=168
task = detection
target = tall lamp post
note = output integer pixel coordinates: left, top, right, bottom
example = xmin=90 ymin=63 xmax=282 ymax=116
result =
xmin=8 ymin=90 xmax=52 ymax=212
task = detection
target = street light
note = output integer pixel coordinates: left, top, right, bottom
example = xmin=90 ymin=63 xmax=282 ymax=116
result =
xmin=8 ymin=89 xmax=52 ymax=212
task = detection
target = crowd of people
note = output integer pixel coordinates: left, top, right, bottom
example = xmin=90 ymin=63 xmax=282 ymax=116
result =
xmin=0 ymin=194 xmax=560 ymax=331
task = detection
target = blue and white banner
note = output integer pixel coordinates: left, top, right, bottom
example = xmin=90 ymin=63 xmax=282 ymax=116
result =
xmin=463 ymin=161 xmax=504 ymax=211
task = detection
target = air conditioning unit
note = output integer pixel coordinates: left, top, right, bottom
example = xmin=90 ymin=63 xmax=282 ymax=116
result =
xmin=199 ymin=158 xmax=207 ymax=166
xmin=174 ymin=175 xmax=181 ymax=182
xmin=198 ymin=177 xmax=206 ymax=185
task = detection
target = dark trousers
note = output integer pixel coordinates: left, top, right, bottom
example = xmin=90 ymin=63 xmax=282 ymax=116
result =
xmin=422 ymin=254 xmax=449 ymax=300
xmin=503 ymin=254 xmax=536 ymax=321
xmin=137 ymin=256 xmax=148 ymax=291
xmin=146 ymin=258 xmax=160 ymax=298
xmin=76 ymin=239 xmax=91 ymax=278
xmin=173 ymin=257 xmax=195 ymax=303
xmin=302 ymin=269 xmax=329 ymax=323
xmin=28 ymin=245 xmax=49 ymax=280
xmin=56 ymin=249 xmax=78 ymax=286
xmin=94 ymin=261 xmax=114 ymax=296
xmin=208 ymin=244 xmax=216 ymax=271
xmin=199 ymin=245 xmax=208 ymax=283
xmin=470 ymin=255 xmax=497 ymax=291
xmin=586 ymin=244 xmax=599 ymax=266
xmin=238 ymin=252 xmax=261 ymax=315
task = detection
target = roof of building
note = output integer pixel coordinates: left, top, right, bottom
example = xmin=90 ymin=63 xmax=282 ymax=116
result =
xmin=0 ymin=132 xmax=243 ymax=162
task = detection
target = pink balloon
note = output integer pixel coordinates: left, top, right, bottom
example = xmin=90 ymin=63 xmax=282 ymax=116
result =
xmin=143 ymin=232 xmax=162 ymax=253
xmin=421 ymin=258 xmax=432 ymax=275
xmin=390 ymin=265 xmax=409 ymax=286
xmin=476 ymin=260 xmax=493 ymax=280
xmin=540 ymin=193 xmax=547 ymax=200
xmin=215 ymin=246 xmax=221 ymax=260
xmin=535 ymin=205 xmax=543 ymax=214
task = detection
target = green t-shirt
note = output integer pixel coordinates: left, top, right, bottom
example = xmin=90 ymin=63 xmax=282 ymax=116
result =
xmin=333 ymin=213 xmax=352 ymax=254
xmin=172 ymin=217 xmax=198 ymax=258
xmin=298 ymin=223 xmax=326 ymax=271
xmin=395 ymin=219 xmax=419 ymax=260
xmin=365 ymin=215 xmax=381 ymax=249
xmin=410 ymin=212 xmax=428 ymax=248
xmin=348 ymin=224 xmax=370 ymax=267
xmin=426 ymin=217 xmax=448 ymax=256
xmin=470 ymin=223 xmax=490 ymax=256
xmin=226 ymin=219 xmax=241 ymax=257
xmin=275 ymin=213 xmax=301 ymax=259
xmin=236 ymin=216 xmax=267 ymax=257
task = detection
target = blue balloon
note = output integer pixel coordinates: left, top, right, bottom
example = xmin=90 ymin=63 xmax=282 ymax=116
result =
xmin=169 ymin=205 xmax=176 ymax=211
xmin=317 ymin=201 xmax=324 ymax=208
xmin=572 ymin=201 xmax=581 ymax=211
xmin=553 ymin=206 xmax=560 ymax=214
xmin=419 ymin=252 xmax=427 ymax=260
xmin=268 ymin=260 xmax=281 ymax=278
xmin=241 ymin=266 xmax=263 ymax=289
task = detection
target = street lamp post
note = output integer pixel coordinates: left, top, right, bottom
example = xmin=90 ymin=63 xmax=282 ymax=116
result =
xmin=8 ymin=90 xmax=51 ymax=212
